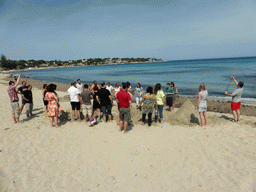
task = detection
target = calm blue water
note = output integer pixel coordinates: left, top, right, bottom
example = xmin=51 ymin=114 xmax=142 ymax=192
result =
xmin=15 ymin=57 xmax=256 ymax=103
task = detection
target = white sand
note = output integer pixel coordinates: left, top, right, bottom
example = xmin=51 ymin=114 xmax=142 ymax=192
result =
xmin=0 ymin=74 xmax=256 ymax=191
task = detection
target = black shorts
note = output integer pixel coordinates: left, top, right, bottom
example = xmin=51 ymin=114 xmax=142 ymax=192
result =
xmin=71 ymin=102 xmax=80 ymax=110
xmin=43 ymin=99 xmax=48 ymax=106
xmin=166 ymin=97 xmax=173 ymax=107
xmin=22 ymin=99 xmax=26 ymax=105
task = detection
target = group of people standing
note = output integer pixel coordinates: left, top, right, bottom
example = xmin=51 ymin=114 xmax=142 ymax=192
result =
xmin=7 ymin=75 xmax=244 ymax=130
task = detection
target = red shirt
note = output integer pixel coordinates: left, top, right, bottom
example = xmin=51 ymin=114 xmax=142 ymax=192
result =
xmin=116 ymin=90 xmax=131 ymax=108
xmin=7 ymin=85 xmax=19 ymax=102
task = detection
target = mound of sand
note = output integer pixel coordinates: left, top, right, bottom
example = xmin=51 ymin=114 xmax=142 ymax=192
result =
xmin=168 ymin=99 xmax=200 ymax=127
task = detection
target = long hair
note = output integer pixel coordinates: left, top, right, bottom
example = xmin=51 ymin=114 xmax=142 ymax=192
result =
xmin=137 ymin=83 xmax=141 ymax=88
xmin=154 ymin=83 xmax=161 ymax=95
xmin=170 ymin=82 xmax=175 ymax=87
xmin=198 ymin=83 xmax=206 ymax=92
xmin=114 ymin=82 xmax=119 ymax=87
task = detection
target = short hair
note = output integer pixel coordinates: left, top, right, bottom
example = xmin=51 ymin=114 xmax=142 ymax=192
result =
xmin=126 ymin=82 xmax=130 ymax=86
xmin=238 ymin=82 xmax=244 ymax=88
xmin=107 ymin=82 xmax=110 ymax=84
xmin=43 ymin=84 xmax=47 ymax=89
xmin=71 ymin=82 xmax=76 ymax=85
xmin=146 ymin=86 xmax=153 ymax=94
xmin=22 ymin=81 xmax=26 ymax=84
xmin=84 ymin=84 xmax=88 ymax=89
xmin=166 ymin=83 xmax=170 ymax=85
xmin=9 ymin=81 xmax=14 ymax=85
xmin=122 ymin=82 xmax=128 ymax=89
xmin=27 ymin=85 xmax=32 ymax=88
xmin=77 ymin=79 xmax=80 ymax=81
xmin=93 ymin=80 xmax=97 ymax=83
xmin=47 ymin=84 xmax=55 ymax=92
xmin=101 ymin=82 xmax=106 ymax=87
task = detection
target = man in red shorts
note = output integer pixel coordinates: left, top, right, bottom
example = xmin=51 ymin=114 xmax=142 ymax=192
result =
xmin=225 ymin=76 xmax=244 ymax=122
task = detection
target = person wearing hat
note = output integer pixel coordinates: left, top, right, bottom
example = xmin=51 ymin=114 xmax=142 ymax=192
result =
xmin=67 ymin=81 xmax=81 ymax=121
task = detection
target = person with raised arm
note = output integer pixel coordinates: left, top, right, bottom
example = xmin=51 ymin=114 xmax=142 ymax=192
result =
xmin=225 ymin=76 xmax=244 ymax=122
xmin=7 ymin=75 xmax=21 ymax=123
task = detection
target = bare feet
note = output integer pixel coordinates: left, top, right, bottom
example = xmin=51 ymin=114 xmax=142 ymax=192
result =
xmin=124 ymin=131 xmax=128 ymax=134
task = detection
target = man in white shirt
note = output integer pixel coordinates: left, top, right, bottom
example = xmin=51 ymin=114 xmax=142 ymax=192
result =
xmin=76 ymin=79 xmax=84 ymax=94
xmin=67 ymin=82 xmax=81 ymax=121
xmin=106 ymin=82 xmax=114 ymax=94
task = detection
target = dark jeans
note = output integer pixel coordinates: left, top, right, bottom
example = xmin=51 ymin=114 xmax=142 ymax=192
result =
xmin=142 ymin=113 xmax=152 ymax=126
xmin=155 ymin=105 xmax=163 ymax=120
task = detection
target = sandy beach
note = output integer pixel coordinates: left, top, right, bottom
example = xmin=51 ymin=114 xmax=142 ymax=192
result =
xmin=1 ymin=74 xmax=256 ymax=191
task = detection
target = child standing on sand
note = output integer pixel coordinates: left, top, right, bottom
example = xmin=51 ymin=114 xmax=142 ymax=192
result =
xmin=154 ymin=83 xmax=165 ymax=123
xmin=196 ymin=83 xmax=208 ymax=127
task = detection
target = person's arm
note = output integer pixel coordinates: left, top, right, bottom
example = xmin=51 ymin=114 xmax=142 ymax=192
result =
xmin=138 ymin=97 xmax=145 ymax=107
xmin=109 ymin=95 xmax=113 ymax=106
xmin=196 ymin=92 xmax=201 ymax=109
xmin=96 ymin=95 xmax=100 ymax=104
xmin=175 ymin=88 xmax=178 ymax=94
xmin=225 ymin=92 xmax=233 ymax=97
xmin=140 ymin=89 xmax=144 ymax=96
xmin=161 ymin=91 xmax=165 ymax=107
xmin=129 ymin=100 xmax=132 ymax=107
xmin=232 ymin=76 xmax=238 ymax=86
xmin=14 ymin=75 xmax=20 ymax=87
xmin=155 ymin=96 xmax=158 ymax=110
xmin=80 ymin=95 xmax=83 ymax=105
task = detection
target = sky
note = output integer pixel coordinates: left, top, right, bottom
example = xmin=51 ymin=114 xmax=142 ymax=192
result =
xmin=0 ymin=0 xmax=256 ymax=61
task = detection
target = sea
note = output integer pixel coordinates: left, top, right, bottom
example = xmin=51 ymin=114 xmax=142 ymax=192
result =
xmin=14 ymin=57 xmax=256 ymax=104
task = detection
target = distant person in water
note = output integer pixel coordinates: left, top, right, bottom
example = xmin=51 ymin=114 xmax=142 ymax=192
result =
xmin=154 ymin=83 xmax=165 ymax=123
xmin=43 ymin=84 xmax=48 ymax=114
xmin=170 ymin=82 xmax=178 ymax=111
xmin=67 ymin=82 xmax=81 ymax=121
xmin=225 ymin=76 xmax=244 ymax=122
xmin=23 ymin=85 xmax=33 ymax=117
xmin=135 ymin=83 xmax=144 ymax=108
xmin=7 ymin=75 xmax=21 ymax=123
xmin=165 ymin=83 xmax=174 ymax=111
xmin=45 ymin=84 xmax=59 ymax=127
xmin=138 ymin=86 xmax=157 ymax=126
xmin=196 ymin=83 xmax=208 ymax=127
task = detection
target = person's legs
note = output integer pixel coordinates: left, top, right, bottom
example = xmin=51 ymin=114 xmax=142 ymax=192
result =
xmin=72 ymin=110 xmax=75 ymax=121
xmin=30 ymin=103 xmax=33 ymax=116
xmin=54 ymin=115 xmax=59 ymax=127
xmin=102 ymin=106 xmax=107 ymax=122
xmin=203 ymin=111 xmax=207 ymax=126
xmin=50 ymin=116 xmax=54 ymax=127
xmin=26 ymin=103 xmax=29 ymax=117
xmin=199 ymin=112 xmax=204 ymax=127
xmin=172 ymin=99 xmax=175 ymax=111
xmin=159 ymin=105 xmax=164 ymax=123
xmin=123 ymin=121 xmax=128 ymax=133
xmin=76 ymin=102 xmax=81 ymax=121
xmin=136 ymin=97 xmax=139 ymax=107
xmin=148 ymin=113 xmax=152 ymax=126
xmin=12 ymin=113 xmax=17 ymax=123
xmin=232 ymin=110 xmax=237 ymax=122
xmin=155 ymin=107 xmax=158 ymax=123
xmin=97 ymin=109 xmax=101 ymax=120
xmin=237 ymin=109 xmax=240 ymax=121
xmin=20 ymin=103 xmax=25 ymax=114
xmin=142 ymin=113 xmax=146 ymax=125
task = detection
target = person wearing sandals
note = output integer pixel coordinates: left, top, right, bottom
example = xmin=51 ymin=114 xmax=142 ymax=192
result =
xmin=154 ymin=83 xmax=165 ymax=123
xmin=225 ymin=76 xmax=244 ymax=122
xmin=138 ymin=86 xmax=157 ymax=126
xmin=196 ymin=83 xmax=208 ymax=127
